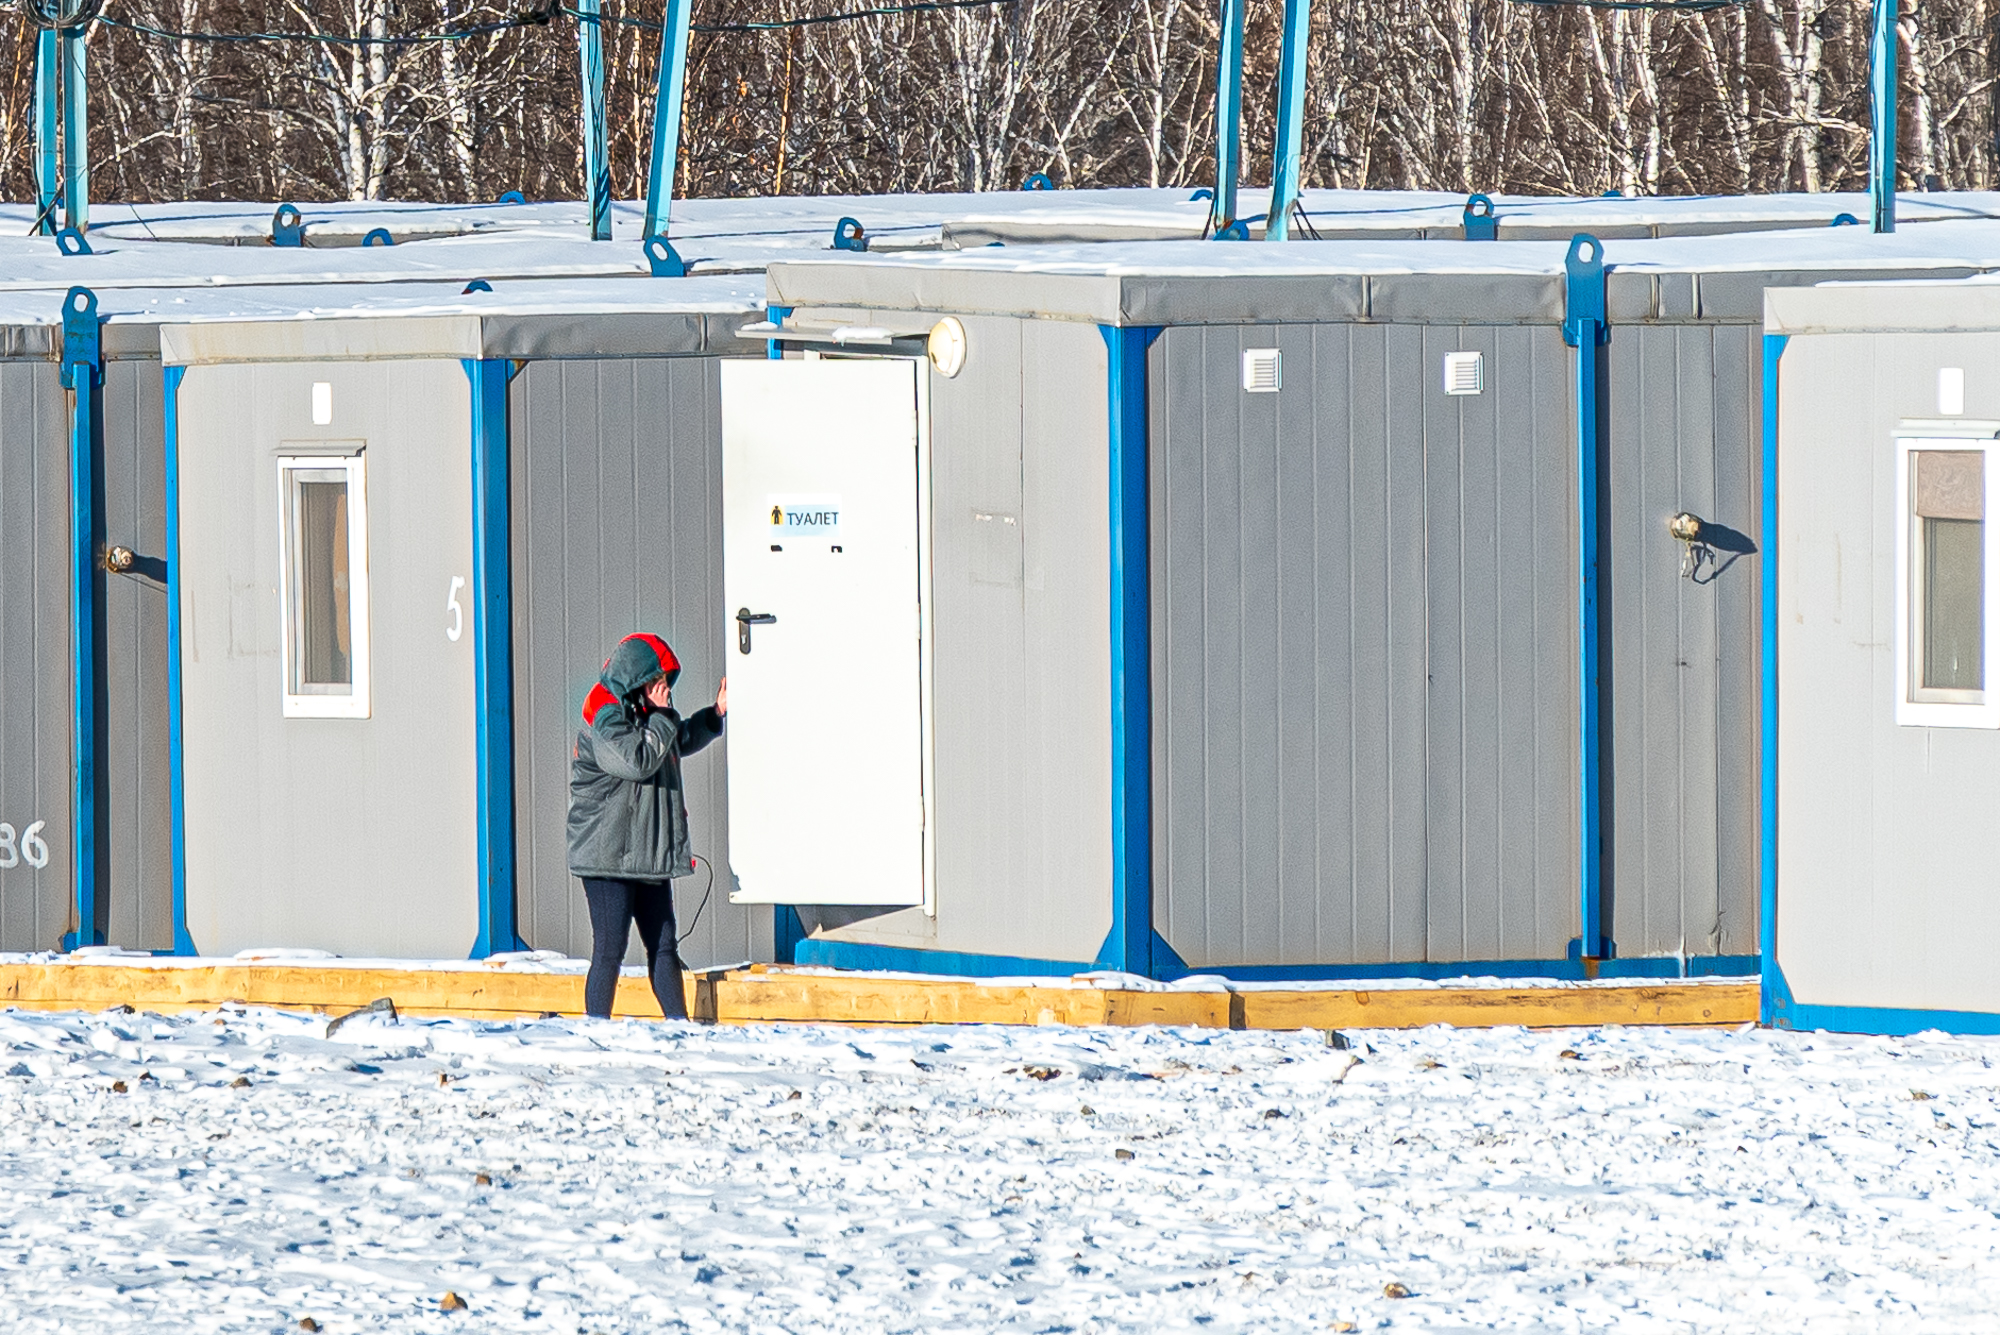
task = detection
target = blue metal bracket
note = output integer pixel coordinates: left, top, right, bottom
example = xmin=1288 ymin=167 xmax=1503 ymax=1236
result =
xmin=1099 ymin=324 xmax=1165 ymax=977
xmin=271 ymin=203 xmax=305 ymax=247
xmin=464 ymin=358 xmax=527 ymax=958
xmin=1021 ymin=172 xmax=1054 ymax=191
xmin=1462 ymin=193 xmax=1497 ymax=241
xmin=643 ymin=0 xmax=694 ymax=241
xmin=1830 ymin=212 xmax=1861 ymax=227
xmin=1263 ymin=0 xmax=1311 ymax=241
xmin=161 ymin=363 xmax=197 ymax=955
xmin=361 ymin=227 xmax=393 ymax=247
xmin=461 ymin=279 xmax=493 ymax=294
xmin=1214 ymin=219 xmax=1250 ymax=241
xmin=55 ymin=226 xmax=90 ymax=255
xmin=1759 ymin=333 xmax=1787 ymax=1024
xmin=1869 ymin=0 xmax=1896 ymax=233
xmin=496 ymin=190 xmax=527 ymax=205
xmin=1211 ymin=0 xmax=1245 ymax=234
xmin=764 ymin=304 xmax=792 ymax=361
xmin=832 ymin=217 xmax=868 ymax=252
xmin=644 ymin=235 xmax=685 ymax=277
xmin=60 ymin=285 xmax=102 ymax=952
xmin=1189 ymin=187 xmax=1213 ymax=203
xmin=1562 ymin=234 xmax=1610 ymax=962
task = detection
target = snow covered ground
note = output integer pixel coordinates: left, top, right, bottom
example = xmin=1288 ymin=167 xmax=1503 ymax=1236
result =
xmin=2 ymin=1008 xmax=1996 ymax=1333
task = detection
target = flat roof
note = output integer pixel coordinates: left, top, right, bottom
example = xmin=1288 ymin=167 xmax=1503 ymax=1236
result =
xmin=767 ymin=221 xmax=2000 ymax=326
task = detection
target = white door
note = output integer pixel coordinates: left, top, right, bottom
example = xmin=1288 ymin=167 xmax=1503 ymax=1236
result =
xmin=721 ymin=359 xmax=928 ymax=906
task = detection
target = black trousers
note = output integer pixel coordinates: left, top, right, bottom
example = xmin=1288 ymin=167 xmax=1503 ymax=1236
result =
xmin=581 ymin=877 xmax=687 ymax=1020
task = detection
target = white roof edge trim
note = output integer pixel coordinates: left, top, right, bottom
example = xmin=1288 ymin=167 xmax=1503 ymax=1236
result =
xmin=160 ymin=315 xmax=486 ymax=366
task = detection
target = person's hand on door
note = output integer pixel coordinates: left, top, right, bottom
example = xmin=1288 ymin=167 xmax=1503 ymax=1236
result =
xmin=715 ymin=678 xmax=728 ymax=717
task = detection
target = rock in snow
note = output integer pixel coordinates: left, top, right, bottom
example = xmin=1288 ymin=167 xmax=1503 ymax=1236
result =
xmin=0 ymin=1006 xmax=1996 ymax=1330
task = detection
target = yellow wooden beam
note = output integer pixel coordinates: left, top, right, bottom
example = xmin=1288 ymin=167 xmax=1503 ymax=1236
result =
xmin=0 ymin=962 xmax=1757 ymax=1031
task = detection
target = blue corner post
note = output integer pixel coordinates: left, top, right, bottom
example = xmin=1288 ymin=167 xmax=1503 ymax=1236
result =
xmin=1759 ymin=334 xmax=1788 ymax=1025
xmin=34 ymin=28 xmax=58 ymax=235
xmin=577 ymin=0 xmax=612 ymax=241
xmin=642 ymin=0 xmax=694 ymax=244
xmin=465 ymin=359 xmax=526 ymax=956
xmin=1097 ymin=325 xmax=1163 ymax=976
xmin=1562 ymin=235 xmax=1609 ymax=962
xmin=1869 ymin=0 xmax=1897 ymax=233
xmin=161 ymin=363 xmax=197 ymax=954
xmin=60 ymin=286 xmax=101 ymax=951
xmin=59 ymin=20 xmax=86 ymax=234
xmin=1209 ymin=0 xmax=1245 ymax=235
xmin=1263 ymin=0 xmax=1311 ymax=242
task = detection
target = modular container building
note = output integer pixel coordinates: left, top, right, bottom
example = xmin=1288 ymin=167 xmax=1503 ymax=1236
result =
xmin=0 ymin=276 xmax=781 ymax=972
xmin=732 ymin=223 xmax=2000 ymax=982
xmin=1763 ymin=275 xmax=2000 ymax=1034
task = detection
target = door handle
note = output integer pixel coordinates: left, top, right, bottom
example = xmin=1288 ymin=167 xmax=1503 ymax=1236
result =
xmin=736 ymin=607 xmax=776 ymax=654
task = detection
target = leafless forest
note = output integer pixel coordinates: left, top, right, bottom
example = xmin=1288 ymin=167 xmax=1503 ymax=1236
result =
xmin=0 ymin=0 xmax=1995 ymax=208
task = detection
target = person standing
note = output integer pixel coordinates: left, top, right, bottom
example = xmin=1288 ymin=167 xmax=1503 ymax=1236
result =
xmin=566 ymin=633 xmax=726 ymax=1020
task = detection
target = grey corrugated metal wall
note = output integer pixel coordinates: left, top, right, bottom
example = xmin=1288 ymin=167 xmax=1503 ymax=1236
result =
xmin=1604 ymin=325 xmax=1761 ymax=960
xmin=510 ymin=356 xmax=768 ymax=969
xmin=0 ymin=360 xmax=73 ymax=950
xmin=805 ymin=317 xmax=1115 ymax=962
xmin=1150 ymin=322 xmax=1579 ymax=969
xmin=100 ymin=358 xmax=175 ymax=951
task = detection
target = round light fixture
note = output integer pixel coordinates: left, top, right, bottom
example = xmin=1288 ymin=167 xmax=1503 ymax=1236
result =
xmin=927 ymin=317 xmax=968 ymax=378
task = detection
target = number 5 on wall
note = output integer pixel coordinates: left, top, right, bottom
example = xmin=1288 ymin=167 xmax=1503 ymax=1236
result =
xmin=446 ymin=576 xmax=466 ymax=642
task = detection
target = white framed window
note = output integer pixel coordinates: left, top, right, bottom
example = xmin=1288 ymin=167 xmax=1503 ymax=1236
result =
xmin=1896 ymin=432 xmax=2000 ymax=728
xmin=277 ymin=453 xmax=371 ymax=719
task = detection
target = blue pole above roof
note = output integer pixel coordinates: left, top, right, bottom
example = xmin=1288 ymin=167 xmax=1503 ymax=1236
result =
xmin=1869 ymin=0 xmax=1897 ymax=233
xmin=60 ymin=286 xmax=102 ymax=951
xmin=1263 ymin=0 xmax=1311 ymax=242
xmin=642 ymin=0 xmax=694 ymax=244
xmin=578 ymin=0 xmax=612 ymax=242
xmin=34 ymin=29 xmax=58 ymax=235
xmin=1562 ymin=236 xmax=1609 ymax=962
xmin=465 ymin=359 xmax=526 ymax=958
xmin=1097 ymin=325 xmax=1162 ymax=977
xmin=59 ymin=23 xmax=86 ymax=234
xmin=1210 ymin=0 xmax=1244 ymax=236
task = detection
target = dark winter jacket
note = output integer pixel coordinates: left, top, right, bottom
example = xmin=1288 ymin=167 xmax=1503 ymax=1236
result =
xmin=566 ymin=633 xmax=724 ymax=881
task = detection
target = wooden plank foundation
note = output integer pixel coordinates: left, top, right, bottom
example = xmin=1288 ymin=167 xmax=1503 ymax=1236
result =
xmin=0 ymin=962 xmax=1760 ymax=1031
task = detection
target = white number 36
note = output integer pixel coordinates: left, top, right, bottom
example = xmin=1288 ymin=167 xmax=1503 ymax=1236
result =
xmin=0 ymin=821 xmax=49 ymax=870
xmin=446 ymin=575 xmax=466 ymax=642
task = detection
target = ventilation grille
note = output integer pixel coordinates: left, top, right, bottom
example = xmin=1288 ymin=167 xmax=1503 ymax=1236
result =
xmin=1242 ymin=348 xmax=1282 ymax=393
xmin=1443 ymin=351 xmax=1484 ymax=396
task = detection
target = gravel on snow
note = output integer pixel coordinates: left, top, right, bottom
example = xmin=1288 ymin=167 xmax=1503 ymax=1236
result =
xmin=0 ymin=1007 xmax=1996 ymax=1333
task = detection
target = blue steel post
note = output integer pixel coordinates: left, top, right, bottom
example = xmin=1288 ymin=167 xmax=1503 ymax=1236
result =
xmin=1870 ymin=0 xmax=1897 ymax=233
xmin=162 ymin=365 xmax=196 ymax=954
xmin=465 ymin=360 xmax=524 ymax=957
xmin=1098 ymin=325 xmax=1162 ymax=976
xmin=1759 ymin=335 xmax=1788 ymax=1024
xmin=1561 ymin=236 xmax=1609 ymax=962
xmin=60 ymin=287 xmax=101 ymax=950
xmin=34 ymin=29 xmax=58 ymax=234
xmin=1263 ymin=0 xmax=1311 ymax=242
xmin=1210 ymin=0 xmax=1245 ymax=235
xmin=578 ymin=0 xmax=612 ymax=241
xmin=642 ymin=0 xmax=694 ymax=242
xmin=59 ymin=21 xmax=86 ymax=234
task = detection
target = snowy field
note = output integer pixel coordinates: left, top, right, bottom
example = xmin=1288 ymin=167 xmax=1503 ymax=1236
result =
xmin=2 ymin=1008 xmax=1997 ymax=1332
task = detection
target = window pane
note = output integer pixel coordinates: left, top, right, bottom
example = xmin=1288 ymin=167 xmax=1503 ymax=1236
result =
xmin=1923 ymin=516 xmax=1983 ymax=692
xmin=297 ymin=478 xmax=352 ymax=688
